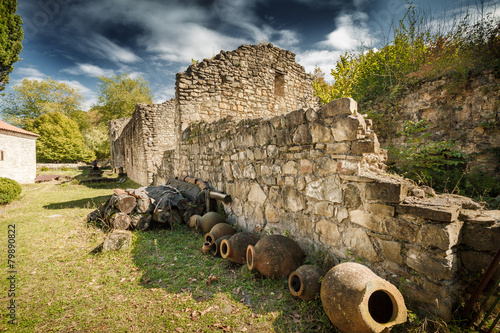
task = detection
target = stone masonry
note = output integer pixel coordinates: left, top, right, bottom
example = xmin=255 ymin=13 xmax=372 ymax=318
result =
xmin=110 ymin=99 xmax=176 ymax=184
xmin=109 ymin=44 xmax=499 ymax=321
xmin=154 ymin=97 xmax=499 ymax=320
xmin=176 ymin=43 xmax=318 ymax=131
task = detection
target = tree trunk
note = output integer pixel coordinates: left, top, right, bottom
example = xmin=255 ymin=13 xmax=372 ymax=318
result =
xmin=110 ymin=193 xmax=137 ymax=214
xmin=109 ymin=212 xmax=131 ymax=230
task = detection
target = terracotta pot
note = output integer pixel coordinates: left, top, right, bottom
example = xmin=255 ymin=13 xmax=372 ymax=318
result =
xmin=288 ymin=265 xmax=325 ymax=301
xmin=205 ymin=223 xmax=236 ymax=244
xmin=188 ymin=214 xmax=201 ymax=228
xmin=202 ymin=241 xmax=211 ymax=255
xmin=210 ymin=235 xmax=232 ymax=257
xmin=221 ymin=232 xmax=259 ymax=264
xmin=320 ymin=262 xmax=407 ymax=333
xmin=246 ymin=234 xmax=304 ymax=279
xmin=198 ymin=212 xmax=225 ymax=233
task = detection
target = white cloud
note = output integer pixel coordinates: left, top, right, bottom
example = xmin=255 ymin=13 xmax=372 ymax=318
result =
xmin=319 ymin=12 xmax=376 ymax=51
xmin=62 ymin=63 xmax=115 ymax=78
xmin=275 ymin=30 xmax=300 ymax=48
xmin=296 ymin=50 xmax=345 ymax=83
xmin=59 ymin=80 xmax=97 ymax=111
xmin=83 ymin=34 xmax=142 ymax=64
xmin=12 ymin=67 xmax=47 ymax=83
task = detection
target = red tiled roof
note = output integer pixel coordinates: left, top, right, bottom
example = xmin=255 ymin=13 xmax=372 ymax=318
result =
xmin=0 ymin=120 xmax=39 ymax=137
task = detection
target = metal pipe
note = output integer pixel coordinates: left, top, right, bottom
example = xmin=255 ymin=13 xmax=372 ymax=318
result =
xmin=462 ymin=247 xmax=500 ymax=320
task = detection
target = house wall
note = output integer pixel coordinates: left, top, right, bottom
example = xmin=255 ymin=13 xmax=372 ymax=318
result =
xmin=0 ymin=131 xmax=37 ymax=183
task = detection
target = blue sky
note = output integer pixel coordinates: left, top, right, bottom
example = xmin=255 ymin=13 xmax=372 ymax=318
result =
xmin=4 ymin=0 xmax=499 ymax=110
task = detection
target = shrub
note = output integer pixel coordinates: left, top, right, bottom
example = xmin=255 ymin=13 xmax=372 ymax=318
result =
xmin=0 ymin=177 xmax=22 ymax=204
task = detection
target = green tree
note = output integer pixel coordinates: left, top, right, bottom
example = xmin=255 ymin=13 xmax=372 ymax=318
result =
xmin=0 ymin=0 xmax=23 ymax=91
xmin=1 ymin=78 xmax=84 ymax=128
xmin=96 ymin=73 xmax=153 ymax=122
xmin=29 ymin=111 xmax=95 ymax=163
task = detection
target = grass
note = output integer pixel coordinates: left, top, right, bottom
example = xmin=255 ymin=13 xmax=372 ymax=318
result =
xmin=0 ymin=174 xmax=335 ymax=332
xmin=0 ymin=172 xmax=484 ymax=332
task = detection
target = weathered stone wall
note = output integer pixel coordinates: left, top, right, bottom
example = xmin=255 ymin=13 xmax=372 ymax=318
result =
xmin=110 ymin=99 xmax=176 ymax=184
xmin=176 ymin=43 xmax=319 ymax=131
xmin=0 ymin=131 xmax=37 ymax=184
xmin=371 ymin=70 xmax=500 ymax=174
xmin=109 ymin=117 xmax=131 ymax=173
xmin=155 ymin=98 xmax=499 ymax=320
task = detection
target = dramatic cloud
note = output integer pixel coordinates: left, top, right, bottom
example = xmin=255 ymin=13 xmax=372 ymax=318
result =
xmin=81 ymin=34 xmax=142 ymax=64
xmin=13 ymin=67 xmax=46 ymax=82
xmin=319 ymin=12 xmax=376 ymax=50
xmin=62 ymin=63 xmax=115 ymax=78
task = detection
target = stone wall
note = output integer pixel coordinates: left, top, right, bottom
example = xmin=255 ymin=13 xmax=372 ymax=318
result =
xmin=371 ymin=70 xmax=500 ymax=174
xmin=176 ymin=43 xmax=318 ymax=131
xmin=155 ymin=98 xmax=499 ymax=320
xmin=110 ymin=99 xmax=176 ymax=184
xmin=110 ymin=44 xmax=319 ymax=184
xmin=0 ymin=131 xmax=37 ymax=184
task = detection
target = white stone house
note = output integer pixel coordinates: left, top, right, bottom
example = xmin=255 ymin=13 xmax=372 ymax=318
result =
xmin=0 ymin=120 xmax=39 ymax=184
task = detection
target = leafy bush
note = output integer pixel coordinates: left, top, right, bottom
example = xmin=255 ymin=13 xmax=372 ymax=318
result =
xmin=0 ymin=177 xmax=21 ymax=204
xmin=388 ymin=120 xmax=467 ymax=192
xmin=30 ymin=111 xmax=95 ymax=163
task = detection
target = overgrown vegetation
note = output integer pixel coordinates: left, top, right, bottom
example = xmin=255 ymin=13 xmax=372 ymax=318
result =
xmin=0 ymin=177 xmax=21 ymax=204
xmin=314 ymin=2 xmax=500 ymax=206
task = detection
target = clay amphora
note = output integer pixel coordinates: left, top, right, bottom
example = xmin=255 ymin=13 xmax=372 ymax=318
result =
xmin=202 ymin=241 xmax=211 ymax=255
xmin=320 ymin=262 xmax=407 ymax=333
xmin=198 ymin=212 xmax=225 ymax=233
xmin=205 ymin=223 xmax=236 ymax=244
xmin=210 ymin=235 xmax=232 ymax=257
xmin=221 ymin=232 xmax=259 ymax=264
xmin=288 ymin=265 xmax=325 ymax=301
xmin=188 ymin=214 xmax=201 ymax=228
xmin=246 ymin=234 xmax=304 ymax=278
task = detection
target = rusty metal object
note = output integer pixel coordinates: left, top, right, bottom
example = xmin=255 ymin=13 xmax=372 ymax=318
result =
xmin=204 ymin=223 xmax=236 ymax=244
xmin=320 ymin=262 xmax=407 ymax=333
xmin=221 ymin=232 xmax=260 ymax=264
xmin=209 ymin=191 xmax=232 ymax=203
xmin=246 ymin=235 xmax=304 ymax=279
xmin=289 ymin=265 xmax=325 ymax=301
xmin=462 ymin=247 xmax=500 ymax=318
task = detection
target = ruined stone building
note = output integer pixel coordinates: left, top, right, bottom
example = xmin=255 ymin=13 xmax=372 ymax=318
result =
xmin=110 ymin=44 xmax=318 ymax=185
xmin=110 ymin=44 xmax=499 ymax=321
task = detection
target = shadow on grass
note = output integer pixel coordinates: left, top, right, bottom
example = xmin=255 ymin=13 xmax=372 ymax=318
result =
xmin=129 ymin=225 xmax=337 ymax=332
xmin=43 ymin=195 xmax=110 ymax=210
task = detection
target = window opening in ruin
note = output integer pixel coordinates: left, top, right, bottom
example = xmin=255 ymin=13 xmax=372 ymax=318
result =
xmin=274 ymin=72 xmax=285 ymax=97
xmin=0 ymin=150 xmax=3 ymax=161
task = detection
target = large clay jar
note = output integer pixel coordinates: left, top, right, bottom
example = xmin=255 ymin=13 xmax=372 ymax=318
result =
xmin=320 ymin=262 xmax=407 ymax=333
xmin=188 ymin=214 xmax=201 ymax=229
xmin=204 ymin=223 xmax=236 ymax=244
xmin=221 ymin=232 xmax=259 ymax=264
xmin=198 ymin=212 xmax=225 ymax=233
xmin=210 ymin=235 xmax=232 ymax=257
xmin=246 ymin=234 xmax=304 ymax=278
xmin=288 ymin=265 xmax=325 ymax=301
